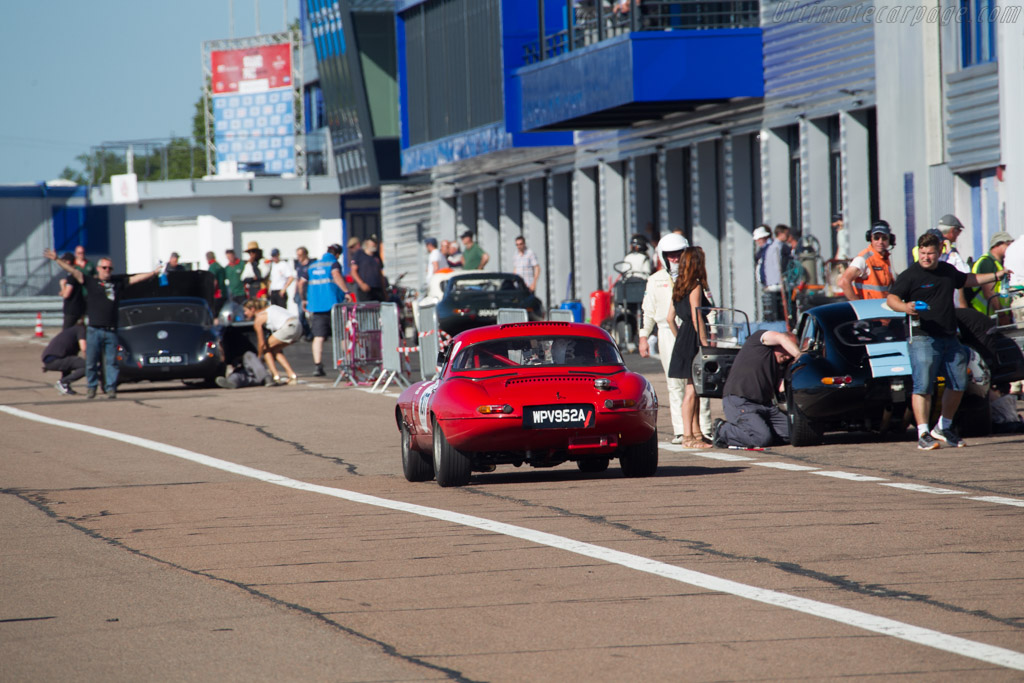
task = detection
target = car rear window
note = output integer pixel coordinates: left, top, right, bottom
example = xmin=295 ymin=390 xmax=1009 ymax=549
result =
xmin=449 ymin=276 xmax=524 ymax=294
xmin=834 ymin=318 xmax=908 ymax=346
xmin=119 ymin=302 xmax=212 ymax=327
xmin=451 ymin=336 xmax=623 ymax=370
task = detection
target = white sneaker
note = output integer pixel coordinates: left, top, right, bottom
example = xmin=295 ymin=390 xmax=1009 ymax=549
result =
xmin=671 ymin=434 xmax=685 ymax=445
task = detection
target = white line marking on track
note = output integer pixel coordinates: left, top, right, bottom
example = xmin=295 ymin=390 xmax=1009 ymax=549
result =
xmin=881 ymin=483 xmax=966 ymax=495
xmin=659 ymin=444 xmax=1024 ymax=509
xmin=659 ymin=443 xmax=755 ymax=460
xmin=5 ymin=404 xmax=1024 ymax=673
xmin=812 ymin=471 xmax=889 ymax=482
xmin=751 ymin=462 xmax=819 ymax=471
xmin=966 ymin=496 xmax=1024 ymax=508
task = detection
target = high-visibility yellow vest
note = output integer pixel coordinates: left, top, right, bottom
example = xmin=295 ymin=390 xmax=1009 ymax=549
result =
xmin=967 ymin=253 xmax=1007 ymax=314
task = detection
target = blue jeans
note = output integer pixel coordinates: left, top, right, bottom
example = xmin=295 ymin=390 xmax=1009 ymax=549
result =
xmin=909 ymin=334 xmax=968 ymax=395
xmin=86 ymin=326 xmax=120 ymax=391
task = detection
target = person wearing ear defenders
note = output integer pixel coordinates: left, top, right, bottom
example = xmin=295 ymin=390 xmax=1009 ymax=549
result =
xmin=838 ymin=220 xmax=896 ymax=301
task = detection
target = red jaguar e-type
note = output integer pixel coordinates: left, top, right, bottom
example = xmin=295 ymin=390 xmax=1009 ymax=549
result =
xmin=395 ymin=321 xmax=659 ymax=487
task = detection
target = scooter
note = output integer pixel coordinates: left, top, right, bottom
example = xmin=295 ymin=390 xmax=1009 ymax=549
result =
xmin=598 ymin=261 xmax=647 ymax=353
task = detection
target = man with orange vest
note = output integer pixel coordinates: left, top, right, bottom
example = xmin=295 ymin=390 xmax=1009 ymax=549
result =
xmin=838 ymin=220 xmax=896 ymax=301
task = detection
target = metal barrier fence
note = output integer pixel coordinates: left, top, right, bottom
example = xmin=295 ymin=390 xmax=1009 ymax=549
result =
xmin=547 ymin=308 xmax=575 ymax=322
xmin=418 ymin=302 xmax=441 ymax=381
xmin=372 ymin=301 xmax=415 ymax=393
xmin=330 ymin=302 xmax=383 ymax=387
xmin=0 ymin=296 xmax=63 ymax=328
xmin=496 ymin=308 xmax=529 ymax=324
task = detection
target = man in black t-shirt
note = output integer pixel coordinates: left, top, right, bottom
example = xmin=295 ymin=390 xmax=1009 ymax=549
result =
xmin=41 ymin=323 xmax=86 ymax=395
xmin=44 ymin=249 xmax=161 ymax=399
xmin=711 ymin=329 xmax=801 ymax=448
xmin=887 ymin=231 xmax=1011 ymax=449
xmin=350 ymin=237 xmax=386 ymax=302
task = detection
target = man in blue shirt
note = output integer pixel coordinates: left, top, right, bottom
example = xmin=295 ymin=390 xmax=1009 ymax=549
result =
xmin=303 ymin=244 xmax=351 ymax=376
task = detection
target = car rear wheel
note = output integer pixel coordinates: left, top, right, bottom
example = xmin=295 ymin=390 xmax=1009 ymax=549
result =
xmin=577 ymin=457 xmax=610 ymax=473
xmin=433 ymin=419 xmax=472 ymax=487
xmin=620 ymin=432 xmax=658 ymax=478
xmin=402 ymin=423 xmax=434 ymax=482
xmin=788 ymin=387 xmax=824 ymax=447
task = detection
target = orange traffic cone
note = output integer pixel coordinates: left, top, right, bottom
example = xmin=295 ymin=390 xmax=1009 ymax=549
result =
xmin=34 ymin=312 xmax=44 ymax=338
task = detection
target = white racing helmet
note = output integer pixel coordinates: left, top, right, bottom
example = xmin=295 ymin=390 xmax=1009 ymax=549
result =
xmin=657 ymin=233 xmax=689 ymax=263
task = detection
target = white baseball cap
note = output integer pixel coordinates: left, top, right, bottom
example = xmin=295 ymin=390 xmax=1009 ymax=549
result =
xmin=752 ymin=226 xmax=771 ymax=240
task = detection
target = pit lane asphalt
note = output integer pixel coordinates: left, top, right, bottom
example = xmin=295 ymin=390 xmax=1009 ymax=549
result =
xmin=2 ymin=328 xmax=1022 ymax=681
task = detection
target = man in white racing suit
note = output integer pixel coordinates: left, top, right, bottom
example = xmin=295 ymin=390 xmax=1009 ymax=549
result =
xmin=638 ymin=233 xmax=713 ymax=443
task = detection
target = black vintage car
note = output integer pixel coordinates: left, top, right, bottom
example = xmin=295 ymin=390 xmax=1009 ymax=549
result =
xmin=785 ymin=300 xmax=914 ymax=445
xmin=693 ymin=300 xmax=1024 ymax=446
xmin=115 ymin=296 xmax=226 ymax=385
xmin=785 ymin=300 xmax=1024 ymax=445
xmin=436 ymin=272 xmax=544 ymax=336
xmin=113 ymin=271 xmax=233 ymax=386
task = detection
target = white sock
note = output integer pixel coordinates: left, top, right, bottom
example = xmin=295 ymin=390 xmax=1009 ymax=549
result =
xmin=917 ymin=424 xmax=929 ymax=437
xmin=938 ymin=416 xmax=953 ymax=430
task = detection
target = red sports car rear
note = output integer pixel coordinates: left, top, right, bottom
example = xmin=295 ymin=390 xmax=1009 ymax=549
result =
xmin=396 ymin=322 xmax=658 ymax=486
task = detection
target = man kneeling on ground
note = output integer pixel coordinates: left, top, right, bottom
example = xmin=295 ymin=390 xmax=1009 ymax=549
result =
xmin=712 ymin=330 xmax=801 ymax=449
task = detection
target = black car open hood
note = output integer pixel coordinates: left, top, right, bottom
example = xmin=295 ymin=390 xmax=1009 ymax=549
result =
xmin=122 ymin=271 xmax=219 ymax=312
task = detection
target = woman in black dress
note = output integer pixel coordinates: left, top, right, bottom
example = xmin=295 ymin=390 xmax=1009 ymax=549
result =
xmin=667 ymin=248 xmax=710 ymax=448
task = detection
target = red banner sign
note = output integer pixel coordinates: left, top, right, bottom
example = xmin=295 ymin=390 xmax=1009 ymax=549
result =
xmin=211 ymin=44 xmax=292 ymax=94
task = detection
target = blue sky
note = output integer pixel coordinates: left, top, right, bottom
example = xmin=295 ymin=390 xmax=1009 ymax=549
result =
xmin=0 ymin=0 xmax=300 ymax=185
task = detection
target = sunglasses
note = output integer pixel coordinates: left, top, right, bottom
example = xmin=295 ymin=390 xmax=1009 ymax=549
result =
xmin=97 ymin=265 xmax=112 ymax=270
xmin=871 ymin=234 xmax=890 ymax=240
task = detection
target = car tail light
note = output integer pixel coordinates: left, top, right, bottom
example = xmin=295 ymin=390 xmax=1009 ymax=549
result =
xmin=821 ymin=376 xmax=853 ymax=386
xmin=604 ymin=399 xmax=636 ymax=409
xmin=477 ymin=404 xmax=513 ymax=414
xmin=204 ymin=340 xmax=218 ymax=358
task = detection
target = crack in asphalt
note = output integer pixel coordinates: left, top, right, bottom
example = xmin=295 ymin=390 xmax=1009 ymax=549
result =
xmin=202 ymin=416 xmax=359 ymax=475
xmin=2 ymin=488 xmax=480 ymax=683
xmin=460 ymin=486 xmax=1024 ymax=630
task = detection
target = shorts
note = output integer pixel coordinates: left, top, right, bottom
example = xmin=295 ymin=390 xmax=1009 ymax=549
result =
xmin=270 ymin=318 xmax=302 ymax=344
xmin=909 ymin=334 xmax=968 ymax=394
xmin=311 ymin=311 xmax=333 ymax=338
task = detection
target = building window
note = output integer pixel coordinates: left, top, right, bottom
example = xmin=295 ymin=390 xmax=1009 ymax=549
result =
xmin=961 ymin=0 xmax=997 ymax=67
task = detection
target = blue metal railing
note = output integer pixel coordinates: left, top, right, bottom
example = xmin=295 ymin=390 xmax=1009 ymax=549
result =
xmin=525 ymin=0 xmax=760 ymax=64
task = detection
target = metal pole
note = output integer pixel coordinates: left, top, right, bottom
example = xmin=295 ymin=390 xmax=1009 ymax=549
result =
xmin=630 ymin=0 xmax=639 ymax=32
xmin=538 ymin=0 xmax=545 ymax=60
xmin=597 ymin=0 xmax=605 ymax=41
xmin=567 ymin=0 xmax=574 ymax=52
